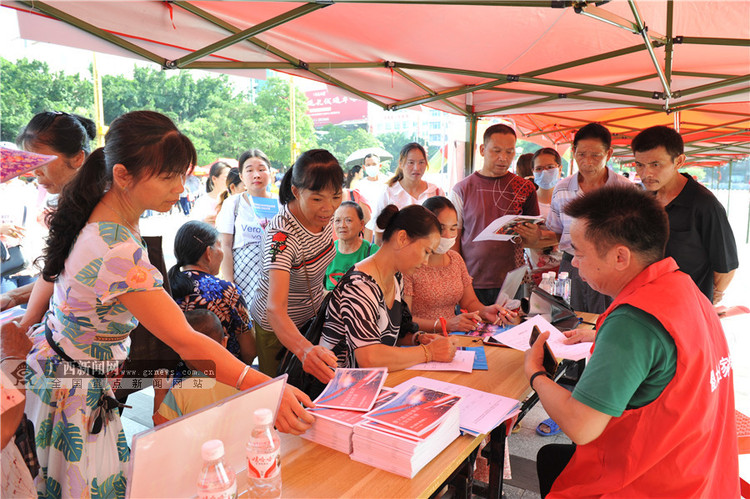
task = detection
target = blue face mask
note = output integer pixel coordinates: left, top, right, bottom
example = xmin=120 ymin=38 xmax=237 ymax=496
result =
xmin=533 ymin=168 xmax=560 ymax=189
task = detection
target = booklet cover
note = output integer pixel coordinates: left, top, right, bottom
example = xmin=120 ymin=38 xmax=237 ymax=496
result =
xmin=363 ymin=385 xmax=461 ymax=437
xmin=252 ymin=196 xmax=279 ymax=230
xmin=314 ymin=368 xmax=388 ymax=411
xmin=311 ymin=388 xmax=399 ymax=427
xmin=453 ymin=322 xmax=512 ymax=338
xmin=473 ymin=215 xmax=545 ymax=243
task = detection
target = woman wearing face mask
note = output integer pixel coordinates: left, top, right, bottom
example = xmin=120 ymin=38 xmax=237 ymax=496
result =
xmin=319 ymin=204 xmax=457 ymax=371
xmin=368 ymin=143 xmax=443 ymax=244
xmin=325 ymin=201 xmax=378 ymax=291
xmin=403 ymin=197 xmax=519 ymax=334
xmin=515 ymin=148 xmax=564 ymax=281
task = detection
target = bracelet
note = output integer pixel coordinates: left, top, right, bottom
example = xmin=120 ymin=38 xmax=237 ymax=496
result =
xmin=413 ymin=332 xmax=422 ymax=346
xmin=529 ymin=370 xmax=552 ymax=390
xmin=300 ymin=345 xmax=314 ymax=364
xmin=420 ymin=344 xmax=432 ymax=363
xmin=433 ymin=319 xmax=439 ymax=334
xmin=235 ymin=365 xmax=251 ymax=390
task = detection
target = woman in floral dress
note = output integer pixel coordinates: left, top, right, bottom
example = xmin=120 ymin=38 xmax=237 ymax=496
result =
xmin=168 ymin=220 xmax=255 ymax=364
xmin=23 ymin=111 xmax=313 ymax=498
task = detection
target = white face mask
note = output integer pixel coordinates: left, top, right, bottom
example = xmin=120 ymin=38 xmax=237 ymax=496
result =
xmin=533 ymin=168 xmax=561 ymax=189
xmin=365 ymin=165 xmax=380 ymax=178
xmin=434 ymin=236 xmax=456 ymax=254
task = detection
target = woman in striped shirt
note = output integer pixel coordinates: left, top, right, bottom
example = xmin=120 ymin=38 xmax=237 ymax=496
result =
xmin=251 ymin=149 xmax=344 ymax=383
xmin=319 ymin=204 xmax=458 ymax=370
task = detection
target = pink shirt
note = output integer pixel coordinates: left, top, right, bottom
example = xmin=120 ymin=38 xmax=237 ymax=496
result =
xmin=403 ymin=250 xmax=473 ymax=320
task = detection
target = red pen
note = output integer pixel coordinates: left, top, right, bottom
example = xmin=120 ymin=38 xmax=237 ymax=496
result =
xmin=460 ymin=309 xmax=479 ymax=324
xmin=439 ymin=317 xmax=448 ymax=337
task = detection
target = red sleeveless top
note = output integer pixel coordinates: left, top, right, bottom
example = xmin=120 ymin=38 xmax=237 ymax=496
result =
xmin=549 ymin=258 xmax=739 ymax=498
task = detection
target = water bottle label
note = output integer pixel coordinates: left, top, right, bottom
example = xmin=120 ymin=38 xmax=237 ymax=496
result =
xmin=198 ymin=482 xmax=237 ymax=499
xmin=247 ymin=450 xmax=280 ymax=479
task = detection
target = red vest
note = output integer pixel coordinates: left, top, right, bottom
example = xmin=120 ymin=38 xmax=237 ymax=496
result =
xmin=550 ymin=258 xmax=739 ymax=498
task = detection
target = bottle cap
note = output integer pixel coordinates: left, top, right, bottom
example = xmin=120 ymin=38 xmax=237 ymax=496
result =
xmin=201 ymin=439 xmax=225 ymax=461
xmin=254 ymin=408 xmax=274 ymax=426
xmin=559 ymin=272 xmax=568 ymax=279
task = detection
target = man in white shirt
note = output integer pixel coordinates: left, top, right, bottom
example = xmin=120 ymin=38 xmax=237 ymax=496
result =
xmin=357 ymin=153 xmax=386 ymax=209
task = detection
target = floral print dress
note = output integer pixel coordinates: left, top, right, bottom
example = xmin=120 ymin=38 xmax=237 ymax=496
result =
xmin=24 ymin=223 xmax=162 ymax=499
xmin=174 ymin=270 xmax=252 ymax=358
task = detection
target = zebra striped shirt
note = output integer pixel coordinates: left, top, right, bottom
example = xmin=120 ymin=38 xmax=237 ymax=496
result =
xmin=319 ymin=271 xmax=405 ymax=368
xmin=250 ymin=204 xmax=336 ymax=330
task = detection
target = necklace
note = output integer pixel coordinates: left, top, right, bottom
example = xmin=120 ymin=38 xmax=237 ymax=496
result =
xmin=372 ymin=256 xmax=393 ymax=298
xmin=100 ymin=199 xmax=141 ymax=239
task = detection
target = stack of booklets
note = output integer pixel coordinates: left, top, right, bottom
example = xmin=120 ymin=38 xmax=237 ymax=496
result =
xmin=303 ymin=368 xmax=391 ymax=453
xmin=350 ymin=385 xmax=462 ymax=478
xmin=303 ymin=387 xmax=399 ymax=453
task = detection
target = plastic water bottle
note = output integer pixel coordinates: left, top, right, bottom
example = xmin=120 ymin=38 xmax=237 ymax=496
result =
xmin=246 ymin=408 xmax=282 ymax=498
xmin=555 ymin=271 xmax=571 ymax=304
xmin=197 ymin=440 xmax=237 ymax=499
xmin=540 ymin=272 xmax=555 ymax=294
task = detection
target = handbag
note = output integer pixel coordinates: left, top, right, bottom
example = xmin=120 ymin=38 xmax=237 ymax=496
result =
xmin=1 ymin=207 xmax=28 ymax=278
xmin=276 ymin=268 xmax=358 ymax=399
xmin=1 ymin=242 xmax=27 ymax=278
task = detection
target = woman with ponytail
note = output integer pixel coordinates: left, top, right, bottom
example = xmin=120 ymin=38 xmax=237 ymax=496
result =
xmin=0 ymin=111 xmax=96 ymax=311
xmin=216 ymin=149 xmax=276 ymax=302
xmin=319 ymin=204 xmax=458 ymax=370
xmin=250 ymin=149 xmax=343 ymax=384
xmin=22 ymin=111 xmax=313 ymax=498
xmin=192 ymin=160 xmax=230 ymax=224
xmin=168 ymin=220 xmax=255 ymax=364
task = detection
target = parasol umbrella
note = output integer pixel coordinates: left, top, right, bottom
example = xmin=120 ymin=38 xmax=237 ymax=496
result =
xmin=344 ymin=147 xmax=393 ymax=167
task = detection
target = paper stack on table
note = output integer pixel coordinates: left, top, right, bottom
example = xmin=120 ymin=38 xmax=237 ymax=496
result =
xmin=406 ymin=348 xmax=475 ymax=373
xmin=350 ymin=385 xmax=462 ymax=478
xmin=483 ymin=314 xmax=592 ymax=361
xmin=394 ymin=376 xmax=520 ymax=436
xmin=303 ymin=388 xmax=399 ymax=454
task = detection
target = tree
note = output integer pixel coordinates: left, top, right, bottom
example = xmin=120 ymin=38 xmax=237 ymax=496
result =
xmin=1 ymin=58 xmax=93 ymax=143
xmin=253 ymin=78 xmax=318 ymax=169
xmin=317 ymin=124 xmax=381 ymax=167
xmin=376 ymin=131 xmax=436 ymax=172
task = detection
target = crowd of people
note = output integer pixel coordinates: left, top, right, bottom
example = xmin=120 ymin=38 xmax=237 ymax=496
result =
xmin=0 ymin=109 xmax=741 ymax=498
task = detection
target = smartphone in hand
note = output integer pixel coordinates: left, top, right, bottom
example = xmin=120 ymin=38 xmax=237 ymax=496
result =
xmin=529 ymin=325 xmax=559 ymax=377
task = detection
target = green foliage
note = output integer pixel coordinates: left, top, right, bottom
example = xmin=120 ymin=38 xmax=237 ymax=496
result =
xmin=2 ymin=59 xmax=318 ymax=168
xmin=317 ymin=124 xmax=381 ymax=167
xmin=1 ymin=57 xmax=94 ymax=142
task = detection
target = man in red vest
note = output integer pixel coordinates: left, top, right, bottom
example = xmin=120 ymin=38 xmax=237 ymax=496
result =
xmin=525 ymin=185 xmax=739 ymax=498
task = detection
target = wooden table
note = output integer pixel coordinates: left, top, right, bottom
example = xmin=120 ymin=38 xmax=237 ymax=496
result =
xmin=240 ymin=337 xmax=531 ymax=498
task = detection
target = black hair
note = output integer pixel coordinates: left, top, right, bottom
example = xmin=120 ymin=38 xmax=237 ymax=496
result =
xmin=422 ymin=195 xmax=456 ymax=216
xmin=344 ymin=165 xmax=362 ymax=189
xmin=376 ymin=204 xmax=441 ymax=243
xmin=483 ymin=123 xmax=517 ymax=145
xmin=631 ymin=125 xmax=684 ymax=159
xmin=205 ymin=161 xmax=230 ymax=193
xmin=563 ymin=185 xmax=667 ymax=265
xmin=238 ymin=149 xmax=271 ymax=174
xmin=573 ymin=123 xmax=612 ymax=150
xmin=516 ymin=153 xmax=534 ymax=178
xmin=168 ymin=220 xmax=219 ymax=298
xmin=43 ymin=111 xmax=197 ymax=281
xmin=336 ymin=200 xmax=364 ymax=221
xmin=217 ymin=167 xmax=242 ymax=211
xmin=278 ymin=149 xmax=343 ymax=205
xmin=531 ymin=147 xmax=562 ymax=168
xmin=184 ymin=309 xmax=224 ymax=343
xmin=387 ymin=142 xmax=427 ymax=187
xmin=363 ymin=153 xmax=380 ymax=163
xmin=17 ymin=111 xmax=96 ymax=157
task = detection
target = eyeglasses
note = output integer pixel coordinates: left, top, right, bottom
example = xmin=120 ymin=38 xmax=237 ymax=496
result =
xmin=533 ymin=164 xmax=559 ymax=172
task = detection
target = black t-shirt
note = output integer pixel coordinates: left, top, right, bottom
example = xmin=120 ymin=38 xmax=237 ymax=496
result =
xmin=663 ymin=173 xmax=738 ymax=300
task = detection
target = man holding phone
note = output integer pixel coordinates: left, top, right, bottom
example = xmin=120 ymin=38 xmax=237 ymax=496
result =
xmin=524 ymin=185 xmax=738 ymax=498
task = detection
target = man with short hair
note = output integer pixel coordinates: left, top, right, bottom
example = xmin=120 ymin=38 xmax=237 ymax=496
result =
xmin=544 ymin=123 xmax=632 ymax=313
xmin=449 ymin=124 xmax=539 ymax=305
xmin=527 ymin=185 xmax=738 ymax=498
xmin=632 ymin=125 xmax=738 ymax=304
xmin=357 ymin=153 xmax=385 ymax=209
